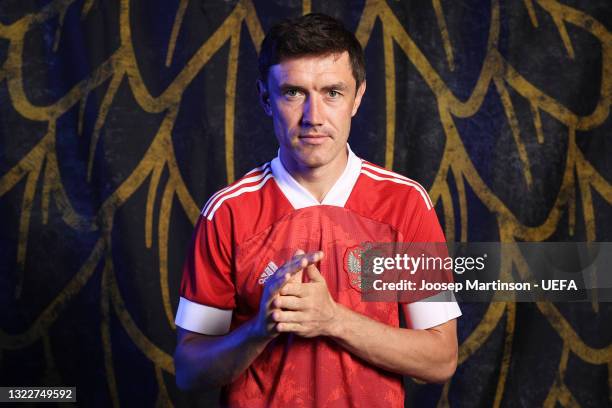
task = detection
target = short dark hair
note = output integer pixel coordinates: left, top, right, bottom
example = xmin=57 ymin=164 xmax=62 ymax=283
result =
xmin=258 ymin=13 xmax=366 ymax=90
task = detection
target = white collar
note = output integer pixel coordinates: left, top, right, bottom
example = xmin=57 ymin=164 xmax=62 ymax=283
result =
xmin=270 ymin=144 xmax=362 ymax=209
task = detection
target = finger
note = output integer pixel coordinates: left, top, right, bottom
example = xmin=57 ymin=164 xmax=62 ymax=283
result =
xmin=282 ymin=255 xmax=309 ymax=276
xmin=288 ymin=250 xmax=305 ymax=283
xmin=274 ymin=295 xmax=304 ymax=310
xmin=272 ymin=310 xmax=306 ymax=323
xmin=279 ymin=282 xmax=306 ymax=297
xmin=266 ymin=270 xmax=293 ymax=294
xmin=265 ymin=303 xmax=280 ymax=319
xmin=288 ymin=268 xmax=303 ymax=283
xmin=285 ymin=251 xmax=322 ymax=284
xmin=288 ymin=251 xmax=322 ymax=283
xmin=304 ymin=250 xmax=324 ymax=265
xmin=267 ymin=251 xmax=321 ymax=293
xmin=269 ymin=255 xmax=308 ymax=291
xmin=280 ymin=250 xmax=320 ymax=278
xmin=265 ymin=308 xmax=281 ymax=335
xmin=306 ymin=262 xmax=325 ymax=283
xmin=276 ymin=322 xmax=305 ymax=333
xmin=270 ymin=252 xmax=307 ymax=281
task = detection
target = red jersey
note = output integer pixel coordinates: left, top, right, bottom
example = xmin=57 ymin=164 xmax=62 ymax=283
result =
xmin=176 ymin=146 xmax=461 ymax=407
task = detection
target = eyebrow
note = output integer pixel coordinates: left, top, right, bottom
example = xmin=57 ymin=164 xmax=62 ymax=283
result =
xmin=278 ymin=83 xmax=307 ymax=93
xmin=278 ymin=82 xmax=350 ymax=92
xmin=322 ymin=82 xmax=349 ymax=92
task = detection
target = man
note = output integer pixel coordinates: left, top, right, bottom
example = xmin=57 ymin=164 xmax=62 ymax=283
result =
xmin=174 ymin=13 xmax=461 ymax=407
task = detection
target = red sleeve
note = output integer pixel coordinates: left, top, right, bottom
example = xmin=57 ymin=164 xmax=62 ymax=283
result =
xmin=401 ymin=188 xmax=446 ymax=243
xmin=179 ymin=206 xmax=236 ymax=310
xmin=399 ymin=188 xmax=461 ymax=328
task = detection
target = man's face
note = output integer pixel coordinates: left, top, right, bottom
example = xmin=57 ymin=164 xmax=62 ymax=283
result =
xmin=259 ymin=51 xmax=366 ymax=172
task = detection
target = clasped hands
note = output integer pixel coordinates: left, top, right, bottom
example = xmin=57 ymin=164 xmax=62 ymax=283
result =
xmin=256 ymin=249 xmax=339 ymax=339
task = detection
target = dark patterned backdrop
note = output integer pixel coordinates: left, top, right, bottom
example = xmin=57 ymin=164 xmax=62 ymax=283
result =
xmin=0 ymin=0 xmax=610 ymax=406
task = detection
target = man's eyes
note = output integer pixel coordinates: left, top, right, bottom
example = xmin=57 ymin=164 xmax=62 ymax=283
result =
xmin=282 ymin=89 xmax=342 ymax=98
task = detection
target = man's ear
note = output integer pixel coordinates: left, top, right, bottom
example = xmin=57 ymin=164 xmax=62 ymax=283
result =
xmin=256 ymin=79 xmax=272 ymax=117
xmin=351 ymin=79 xmax=366 ymax=117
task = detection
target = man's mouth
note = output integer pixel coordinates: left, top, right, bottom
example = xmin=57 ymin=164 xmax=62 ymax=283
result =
xmin=299 ymin=134 xmax=329 ymax=145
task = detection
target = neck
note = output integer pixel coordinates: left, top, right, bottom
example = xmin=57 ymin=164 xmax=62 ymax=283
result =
xmin=280 ymin=148 xmax=348 ymax=202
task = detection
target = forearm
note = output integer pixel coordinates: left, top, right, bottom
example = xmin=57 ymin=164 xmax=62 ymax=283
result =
xmin=174 ymin=319 xmax=272 ymax=390
xmin=328 ymin=304 xmax=457 ymax=383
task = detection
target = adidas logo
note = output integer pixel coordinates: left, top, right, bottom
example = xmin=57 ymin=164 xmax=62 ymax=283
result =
xmin=258 ymin=261 xmax=278 ymax=285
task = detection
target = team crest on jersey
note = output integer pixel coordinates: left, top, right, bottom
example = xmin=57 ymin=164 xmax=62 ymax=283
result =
xmin=344 ymin=243 xmax=372 ymax=292
xmin=344 ymin=242 xmax=381 ymax=292
xmin=258 ymin=261 xmax=278 ymax=285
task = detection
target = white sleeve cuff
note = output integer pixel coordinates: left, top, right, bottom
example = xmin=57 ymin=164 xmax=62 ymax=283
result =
xmin=175 ymin=297 xmax=233 ymax=335
xmin=403 ymin=291 xmax=462 ymax=330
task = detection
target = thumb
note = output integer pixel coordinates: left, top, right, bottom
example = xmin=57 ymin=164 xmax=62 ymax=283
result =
xmin=306 ymin=262 xmax=324 ymax=282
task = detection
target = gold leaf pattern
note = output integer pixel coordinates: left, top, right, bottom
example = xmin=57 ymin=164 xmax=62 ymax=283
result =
xmin=0 ymin=0 xmax=610 ymax=405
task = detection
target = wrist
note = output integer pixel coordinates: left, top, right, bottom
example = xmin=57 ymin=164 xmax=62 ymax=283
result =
xmin=326 ymin=301 xmax=346 ymax=339
xmin=248 ymin=315 xmax=276 ymax=344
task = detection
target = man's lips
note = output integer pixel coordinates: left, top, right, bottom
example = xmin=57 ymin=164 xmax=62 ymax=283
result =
xmin=299 ymin=134 xmax=330 ymax=145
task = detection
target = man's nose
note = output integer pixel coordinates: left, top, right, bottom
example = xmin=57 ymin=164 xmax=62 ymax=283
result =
xmin=301 ymin=95 xmax=323 ymax=127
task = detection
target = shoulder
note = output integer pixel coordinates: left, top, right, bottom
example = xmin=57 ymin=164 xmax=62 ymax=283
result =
xmin=353 ymin=160 xmax=444 ymax=242
xmin=357 ymin=160 xmax=434 ymax=211
xmin=200 ymin=162 xmax=274 ymax=221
